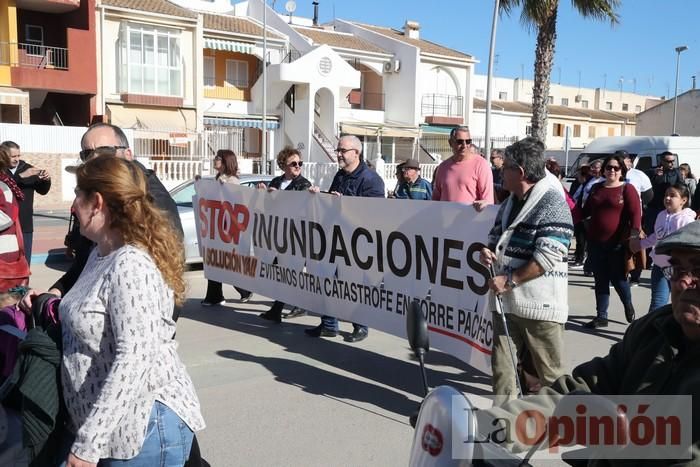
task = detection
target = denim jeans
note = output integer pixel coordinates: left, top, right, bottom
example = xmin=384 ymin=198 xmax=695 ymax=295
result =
xmin=588 ymin=241 xmax=632 ymax=320
xmin=320 ymin=315 xmax=367 ymax=333
xmin=649 ymin=265 xmax=671 ymax=313
xmin=57 ymin=401 xmax=193 ymax=466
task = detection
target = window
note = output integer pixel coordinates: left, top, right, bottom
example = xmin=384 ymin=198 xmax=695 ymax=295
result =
xmin=498 ymin=91 xmax=508 ymax=100
xmin=475 ymin=89 xmax=485 ymax=99
xmin=573 ymin=124 xmax=581 ymax=137
xmin=588 ymin=126 xmax=596 ymax=138
xmin=581 ymin=100 xmax=589 ymax=109
xmin=120 ymin=24 xmax=182 ymax=97
xmin=553 ymin=123 xmax=564 ymax=137
xmin=525 ymin=125 xmax=532 ymax=136
xmin=622 ymin=103 xmax=629 ymax=111
xmin=605 ymin=101 xmax=613 ymax=110
xmin=608 ymin=127 xmax=615 ymax=136
xmin=635 ymin=105 xmax=642 ymax=112
xmin=203 ymin=56 xmax=215 ymax=87
xmin=548 ymin=96 xmax=554 ymax=104
xmin=225 ymin=59 xmax=248 ymax=88
xmin=561 ymin=98 xmax=569 ymax=106
xmin=25 ymin=25 xmax=43 ymax=46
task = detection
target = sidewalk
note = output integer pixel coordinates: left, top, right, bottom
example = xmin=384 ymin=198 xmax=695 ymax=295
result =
xmin=30 ymin=210 xmax=72 ymax=265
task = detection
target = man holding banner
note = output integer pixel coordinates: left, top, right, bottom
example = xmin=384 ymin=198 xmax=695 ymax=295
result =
xmin=306 ymin=135 xmax=385 ymax=343
xmin=479 ymin=137 xmax=573 ymax=406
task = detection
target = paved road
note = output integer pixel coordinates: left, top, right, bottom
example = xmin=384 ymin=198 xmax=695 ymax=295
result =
xmin=29 ymin=260 xmax=651 ymax=466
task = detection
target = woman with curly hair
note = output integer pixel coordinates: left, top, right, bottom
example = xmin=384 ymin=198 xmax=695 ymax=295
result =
xmin=58 ymin=156 xmax=204 ymax=466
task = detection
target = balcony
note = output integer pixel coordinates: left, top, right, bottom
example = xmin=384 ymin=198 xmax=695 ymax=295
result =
xmin=421 ymin=93 xmax=464 ymax=125
xmin=203 ymin=78 xmax=250 ymax=101
xmin=0 ymin=42 xmax=68 ymax=70
xmin=341 ymin=89 xmax=385 ymax=111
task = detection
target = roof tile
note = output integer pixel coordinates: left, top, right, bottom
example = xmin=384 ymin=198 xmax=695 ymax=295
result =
xmin=204 ymin=14 xmax=283 ymax=39
xmin=102 ymin=0 xmax=196 ymax=18
xmin=355 ymin=23 xmax=472 ymax=59
xmin=293 ymin=26 xmax=388 ymax=54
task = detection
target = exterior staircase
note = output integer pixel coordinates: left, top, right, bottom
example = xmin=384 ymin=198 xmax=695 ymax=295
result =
xmin=312 ymin=123 xmax=337 ymax=162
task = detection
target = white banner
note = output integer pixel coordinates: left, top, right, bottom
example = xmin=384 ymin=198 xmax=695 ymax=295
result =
xmin=195 ymin=180 xmax=498 ymax=375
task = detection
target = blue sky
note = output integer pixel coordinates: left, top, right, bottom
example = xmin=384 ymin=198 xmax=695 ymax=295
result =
xmin=274 ymin=0 xmax=700 ymax=98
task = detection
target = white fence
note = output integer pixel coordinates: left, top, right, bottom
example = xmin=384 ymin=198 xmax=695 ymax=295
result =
xmin=150 ymin=160 xmax=202 ymax=190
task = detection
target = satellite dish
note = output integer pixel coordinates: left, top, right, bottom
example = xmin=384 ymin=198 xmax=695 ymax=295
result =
xmin=285 ymin=0 xmax=297 ymax=13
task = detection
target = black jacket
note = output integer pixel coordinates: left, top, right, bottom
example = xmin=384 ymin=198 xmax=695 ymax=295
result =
xmin=51 ymin=161 xmax=183 ymax=295
xmin=7 ymin=161 xmax=52 ymax=233
xmin=269 ymin=174 xmax=312 ymax=191
xmin=648 ymin=167 xmax=682 ymax=211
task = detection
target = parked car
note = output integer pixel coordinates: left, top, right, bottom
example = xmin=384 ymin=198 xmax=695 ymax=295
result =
xmin=170 ymin=174 xmax=274 ymax=264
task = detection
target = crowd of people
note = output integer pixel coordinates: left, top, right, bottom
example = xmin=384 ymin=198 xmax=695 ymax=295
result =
xmin=1 ymin=120 xmax=698 ymax=465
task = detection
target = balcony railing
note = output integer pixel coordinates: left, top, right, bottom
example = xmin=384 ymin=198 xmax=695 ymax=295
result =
xmin=341 ymin=90 xmax=385 ymax=111
xmin=0 ymin=42 xmax=68 ymax=70
xmin=421 ymin=93 xmax=463 ymax=117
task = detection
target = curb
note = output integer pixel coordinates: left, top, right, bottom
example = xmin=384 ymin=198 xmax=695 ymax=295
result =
xmin=31 ymin=252 xmax=72 ymax=265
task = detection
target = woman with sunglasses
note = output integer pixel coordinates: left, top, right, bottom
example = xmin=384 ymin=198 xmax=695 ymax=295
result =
xmin=201 ymin=149 xmax=252 ymax=305
xmin=258 ymin=147 xmax=311 ymax=323
xmin=582 ymin=153 xmax=641 ymax=329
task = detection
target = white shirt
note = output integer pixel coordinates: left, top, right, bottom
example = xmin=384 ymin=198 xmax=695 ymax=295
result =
xmin=60 ymin=245 xmax=205 ymax=462
xmin=625 ymin=168 xmax=652 ymax=204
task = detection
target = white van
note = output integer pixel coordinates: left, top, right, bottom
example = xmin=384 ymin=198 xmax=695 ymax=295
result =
xmin=567 ymin=136 xmax=700 ymax=177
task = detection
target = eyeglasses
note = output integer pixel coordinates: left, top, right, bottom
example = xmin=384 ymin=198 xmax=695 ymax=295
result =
xmin=286 ymin=161 xmax=303 ymax=168
xmin=401 ymin=166 xmax=417 ymax=171
xmin=335 ymin=148 xmax=357 ymax=155
xmin=214 ymin=157 xmax=222 ymax=161
xmin=662 ymin=265 xmax=700 ymax=281
xmin=453 ymin=139 xmax=472 ymax=146
xmin=79 ymin=145 xmax=127 ymax=162
xmin=605 ymin=165 xmax=621 ymax=172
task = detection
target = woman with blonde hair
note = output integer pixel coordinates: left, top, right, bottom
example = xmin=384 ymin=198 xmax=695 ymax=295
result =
xmin=201 ymin=149 xmax=252 ymax=305
xmin=59 ymin=156 xmax=204 ymax=466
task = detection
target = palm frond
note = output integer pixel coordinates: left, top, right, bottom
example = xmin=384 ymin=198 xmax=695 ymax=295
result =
xmin=571 ymin=0 xmax=621 ymax=24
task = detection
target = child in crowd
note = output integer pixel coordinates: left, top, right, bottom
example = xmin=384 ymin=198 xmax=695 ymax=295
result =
xmin=631 ymin=183 xmax=696 ymax=313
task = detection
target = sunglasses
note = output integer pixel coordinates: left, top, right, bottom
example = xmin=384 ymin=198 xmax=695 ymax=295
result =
xmin=79 ymin=145 xmax=127 ymax=162
xmin=605 ymin=165 xmax=621 ymax=172
xmin=335 ymin=148 xmax=357 ymax=155
xmin=664 ymin=159 xmax=675 ymax=164
xmin=454 ymin=138 xmax=472 ymax=146
xmin=286 ymin=161 xmax=303 ymax=168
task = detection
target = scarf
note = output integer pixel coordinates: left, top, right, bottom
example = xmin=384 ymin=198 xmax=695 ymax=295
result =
xmin=0 ymin=172 xmax=24 ymax=202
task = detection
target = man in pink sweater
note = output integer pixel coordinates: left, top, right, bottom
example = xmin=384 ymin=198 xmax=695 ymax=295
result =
xmin=432 ymin=126 xmax=494 ymax=209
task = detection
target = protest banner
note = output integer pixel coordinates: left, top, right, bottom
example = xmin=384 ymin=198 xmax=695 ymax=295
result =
xmin=195 ymin=180 xmax=498 ymax=374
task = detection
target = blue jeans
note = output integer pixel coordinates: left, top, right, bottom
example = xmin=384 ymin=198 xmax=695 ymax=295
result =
xmin=649 ymin=265 xmax=671 ymax=313
xmin=588 ymin=241 xmax=632 ymax=320
xmin=320 ymin=315 xmax=367 ymax=333
xmin=57 ymin=401 xmax=193 ymax=466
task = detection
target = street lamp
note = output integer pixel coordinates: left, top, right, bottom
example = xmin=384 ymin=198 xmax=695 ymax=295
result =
xmin=672 ymin=45 xmax=688 ymax=135
xmin=484 ymin=0 xmax=500 ymax=160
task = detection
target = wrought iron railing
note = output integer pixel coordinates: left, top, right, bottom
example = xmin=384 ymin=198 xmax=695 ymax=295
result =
xmin=421 ymin=93 xmax=463 ymax=117
xmin=0 ymin=42 xmax=68 ymax=70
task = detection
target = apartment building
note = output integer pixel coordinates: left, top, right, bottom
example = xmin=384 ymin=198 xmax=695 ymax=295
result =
xmin=0 ymin=0 xmax=97 ymax=125
xmin=471 ymin=74 xmax=663 ymax=149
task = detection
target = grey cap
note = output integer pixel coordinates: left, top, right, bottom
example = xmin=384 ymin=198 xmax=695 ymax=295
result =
xmin=401 ymin=158 xmax=420 ymax=169
xmin=655 ymin=220 xmax=700 ymax=254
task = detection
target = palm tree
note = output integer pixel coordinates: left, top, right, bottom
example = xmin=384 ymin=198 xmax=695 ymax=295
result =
xmin=500 ymin=0 xmax=620 ymax=142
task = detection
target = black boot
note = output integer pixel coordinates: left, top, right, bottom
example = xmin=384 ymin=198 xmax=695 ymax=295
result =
xmin=624 ymin=303 xmax=636 ymax=323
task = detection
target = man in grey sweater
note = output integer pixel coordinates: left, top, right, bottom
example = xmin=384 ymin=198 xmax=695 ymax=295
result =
xmin=479 ymin=137 xmax=574 ymax=406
